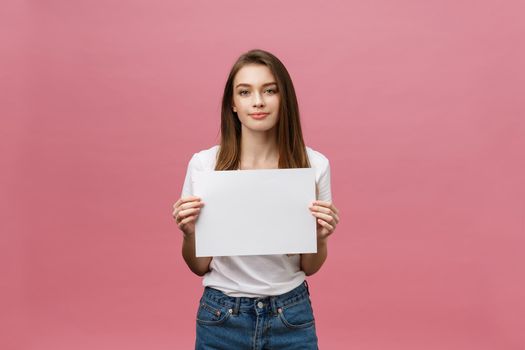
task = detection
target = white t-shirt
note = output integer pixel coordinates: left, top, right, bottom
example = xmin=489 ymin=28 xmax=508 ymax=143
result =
xmin=180 ymin=145 xmax=332 ymax=297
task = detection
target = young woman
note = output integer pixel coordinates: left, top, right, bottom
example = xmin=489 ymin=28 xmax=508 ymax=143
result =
xmin=172 ymin=49 xmax=340 ymax=349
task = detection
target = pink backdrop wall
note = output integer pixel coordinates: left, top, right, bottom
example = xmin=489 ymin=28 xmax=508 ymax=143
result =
xmin=2 ymin=0 xmax=524 ymax=349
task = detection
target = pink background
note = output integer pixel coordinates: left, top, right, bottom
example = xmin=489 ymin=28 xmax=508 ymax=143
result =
xmin=2 ymin=0 xmax=524 ymax=349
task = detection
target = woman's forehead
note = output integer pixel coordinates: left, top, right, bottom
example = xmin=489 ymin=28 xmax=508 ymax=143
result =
xmin=234 ymin=64 xmax=276 ymax=86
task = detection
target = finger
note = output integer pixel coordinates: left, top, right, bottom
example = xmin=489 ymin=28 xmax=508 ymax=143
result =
xmin=172 ymin=207 xmax=180 ymax=219
xmin=179 ymin=215 xmax=197 ymax=226
xmin=311 ymin=206 xmax=340 ymax=224
xmin=317 ymin=218 xmax=334 ymax=232
xmin=309 ymin=205 xmax=333 ymax=215
xmin=178 ymin=196 xmax=202 ymax=207
xmin=173 ymin=206 xmax=201 ymax=222
xmin=179 ymin=201 xmax=205 ymax=211
xmin=313 ymin=201 xmax=339 ymax=215
xmin=172 ymin=206 xmax=182 ymax=218
xmin=311 ymin=211 xmax=336 ymax=224
xmin=173 ymin=211 xmax=182 ymax=223
xmin=327 ymin=211 xmax=340 ymax=224
xmin=312 ymin=200 xmax=331 ymax=207
xmin=179 ymin=207 xmax=201 ymax=219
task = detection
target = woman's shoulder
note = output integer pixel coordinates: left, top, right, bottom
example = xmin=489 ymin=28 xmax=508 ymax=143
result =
xmin=194 ymin=144 xmax=220 ymax=160
xmin=305 ymin=146 xmax=330 ymax=170
xmin=187 ymin=145 xmax=220 ymax=170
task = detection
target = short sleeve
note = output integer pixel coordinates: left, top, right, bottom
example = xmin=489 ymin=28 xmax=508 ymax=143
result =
xmin=316 ymin=159 xmax=332 ymax=202
xmin=180 ymin=153 xmax=200 ymax=198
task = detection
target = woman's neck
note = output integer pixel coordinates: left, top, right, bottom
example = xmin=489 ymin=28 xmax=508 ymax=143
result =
xmin=239 ymin=127 xmax=279 ymax=169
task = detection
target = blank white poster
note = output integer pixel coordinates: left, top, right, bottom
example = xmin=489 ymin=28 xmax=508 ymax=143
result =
xmin=193 ymin=168 xmax=317 ymax=257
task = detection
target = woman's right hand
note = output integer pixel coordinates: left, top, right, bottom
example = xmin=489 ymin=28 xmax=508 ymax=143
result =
xmin=172 ymin=196 xmax=204 ymax=237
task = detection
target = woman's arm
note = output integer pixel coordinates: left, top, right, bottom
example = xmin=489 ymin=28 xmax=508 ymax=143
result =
xmin=300 ymin=238 xmax=328 ymax=276
xmin=301 ymin=200 xmax=339 ymax=276
xmin=182 ymin=232 xmax=212 ymax=276
xmin=173 ymin=196 xmax=211 ymax=276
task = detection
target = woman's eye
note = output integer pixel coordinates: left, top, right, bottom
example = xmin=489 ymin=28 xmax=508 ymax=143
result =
xmin=239 ymin=88 xmax=277 ymax=96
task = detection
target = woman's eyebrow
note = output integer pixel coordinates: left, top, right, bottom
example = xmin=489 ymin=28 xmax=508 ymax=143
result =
xmin=235 ymin=82 xmax=277 ymax=88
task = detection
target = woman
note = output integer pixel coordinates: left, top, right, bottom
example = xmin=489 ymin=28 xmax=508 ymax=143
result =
xmin=172 ymin=49 xmax=340 ymax=349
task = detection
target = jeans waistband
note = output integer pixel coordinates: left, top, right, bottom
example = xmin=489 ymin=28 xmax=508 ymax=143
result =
xmin=201 ymin=281 xmax=311 ymax=315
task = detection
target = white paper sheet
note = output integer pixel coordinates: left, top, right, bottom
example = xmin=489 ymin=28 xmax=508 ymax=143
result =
xmin=193 ymin=168 xmax=317 ymax=257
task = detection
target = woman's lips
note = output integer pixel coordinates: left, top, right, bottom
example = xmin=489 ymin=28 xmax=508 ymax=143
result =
xmin=249 ymin=113 xmax=269 ymax=120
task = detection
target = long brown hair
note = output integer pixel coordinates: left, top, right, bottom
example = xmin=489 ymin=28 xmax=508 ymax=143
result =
xmin=215 ymin=49 xmax=311 ymax=170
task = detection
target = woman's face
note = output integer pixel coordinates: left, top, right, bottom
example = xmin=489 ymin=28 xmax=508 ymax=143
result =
xmin=232 ymin=64 xmax=280 ymax=134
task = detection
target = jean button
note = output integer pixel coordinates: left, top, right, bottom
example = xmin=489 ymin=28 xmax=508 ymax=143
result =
xmin=257 ymin=301 xmax=264 ymax=308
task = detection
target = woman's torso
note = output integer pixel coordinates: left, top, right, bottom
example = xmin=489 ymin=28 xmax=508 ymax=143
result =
xmin=181 ymin=145 xmax=331 ymax=297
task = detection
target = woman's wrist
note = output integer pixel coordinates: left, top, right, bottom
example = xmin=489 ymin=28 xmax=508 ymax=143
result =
xmin=182 ymin=231 xmax=195 ymax=240
xmin=317 ymin=237 xmax=328 ymax=248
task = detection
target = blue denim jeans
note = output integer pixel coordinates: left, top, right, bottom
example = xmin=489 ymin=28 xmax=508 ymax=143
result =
xmin=195 ymin=281 xmax=318 ymax=349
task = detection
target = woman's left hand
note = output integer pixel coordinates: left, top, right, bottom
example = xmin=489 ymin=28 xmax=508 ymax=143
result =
xmin=309 ymin=200 xmax=340 ymax=242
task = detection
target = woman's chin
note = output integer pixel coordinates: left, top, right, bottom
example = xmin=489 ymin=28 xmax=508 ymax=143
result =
xmin=241 ymin=123 xmax=278 ymax=134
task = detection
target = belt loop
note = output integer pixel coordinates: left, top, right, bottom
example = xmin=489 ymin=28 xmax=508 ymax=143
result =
xmin=270 ymin=296 xmax=277 ymax=315
xmin=304 ymin=280 xmax=310 ymax=296
xmin=232 ymin=297 xmax=241 ymax=315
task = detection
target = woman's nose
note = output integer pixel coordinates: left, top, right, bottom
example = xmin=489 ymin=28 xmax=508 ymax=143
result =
xmin=252 ymin=92 xmax=265 ymax=107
